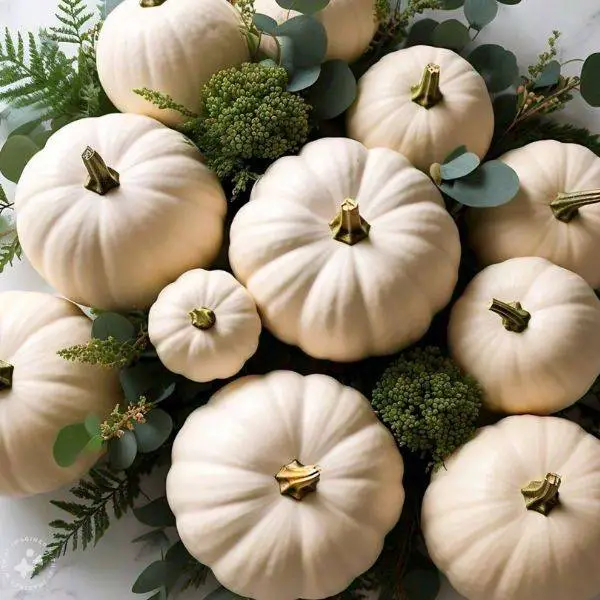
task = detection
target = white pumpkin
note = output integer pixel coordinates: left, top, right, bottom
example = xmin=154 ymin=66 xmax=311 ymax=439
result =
xmin=167 ymin=370 xmax=404 ymax=600
xmin=148 ymin=269 xmax=261 ymax=383
xmin=346 ymin=45 xmax=494 ymax=171
xmin=0 ymin=291 xmax=120 ymax=497
xmin=229 ymin=137 xmax=461 ymax=362
xmin=15 ymin=113 xmax=227 ymax=311
xmin=467 ymin=141 xmax=600 ymax=289
xmin=422 ymin=415 xmax=600 ymax=600
xmin=448 ymin=257 xmax=600 ymax=414
xmin=253 ymin=0 xmax=378 ymax=63
xmin=96 ymin=0 xmax=249 ymax=126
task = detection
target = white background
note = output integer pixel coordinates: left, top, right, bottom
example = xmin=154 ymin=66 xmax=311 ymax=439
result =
xmin=0 ymin=0 xmax=599 ymax=598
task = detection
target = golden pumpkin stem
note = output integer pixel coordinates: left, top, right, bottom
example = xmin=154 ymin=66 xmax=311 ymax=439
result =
xmin=0 ymin=359 xmax=13 ymax=390
xmin=549 ymin=189 xmax=600 ymax=223
xmin=140 ymin=0 xmax=167 ymax=6
xmin=189 ymin=308 xmax=216 ymax=331
xmin=521 ymin=473 xmax=562 ymax=516
xmin=275 ymin=459 xmax=321 ymax=501
xmin=329 ymin=198 xmax=371 ymax=246
xmin=82 ymin=147 xmax=120 ymax=196
xmin=489 ymin=299 xmax=531 ymax=333
xmin=411 ymin=64 xmax=443 ymax=109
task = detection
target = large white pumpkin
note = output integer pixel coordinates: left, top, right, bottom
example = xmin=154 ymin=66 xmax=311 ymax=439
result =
xmin=253 ymin=0 xmax=378 ymax=63
xmin=346 ymin=45 xmax=494 ymax=171
xmin=167 ymin=370 xmax=404 ymax=600
xmin=448 ymin=257 xmax=600 ymax=414
xmin=15 ymin=113 xmax=227 ymax=311
xmin=0 ymin=291 xmax=120 ymax=497
xmin=229 ymin=137 xmax=461 ymax=362
xmin=148 ymin=269 xmax=261 ymax=383
xmin=96 ymin=0 xmax=249 ymax=126
xmin=422 ymin=415 xmax=600 ymax=600
xmin=467 ymin=141 xmax=600 ymax=288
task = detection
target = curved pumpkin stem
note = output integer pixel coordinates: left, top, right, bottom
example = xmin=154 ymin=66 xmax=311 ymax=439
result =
xmin=82 ymin=147 xmax=120 ymax=196
xmin=550 ymin=189 xmax=600 ymax=223
xmin=0 ymin=359 xmax=13 ymax=390
xmin=189 ymin=308 xmax=216 ymax=331
xmin=329 ymin=198 xmax=370 ymax=246
xmin=276 ymin=459 xmax=321 ymax=501
xmin=140 ymin=0 xmax=168 ymax=6
xmin=489 ymin=299 xmax=531 ymax=333
xmin=411 ymin=64 xmax=443 ymax=109
xmin=521 ymin=473 xmax=561 ymax=516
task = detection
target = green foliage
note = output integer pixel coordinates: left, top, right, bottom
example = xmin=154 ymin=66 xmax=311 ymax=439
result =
xmin=463 ymin=0 xmax=498 ymax=31
xmin=58 ymin=336 xmax=147 ymax=368
xmin=306 ymin=60 xmax=357 ymax=120
xmin=371 ymin=347 xmax=482 ymax=467
xmin=528 ymin=30 xmax=561 ymax=80
xmin=431 ymin=19 xmax=470 ymax=51
xmin=468 ymin=44 xmax=519 ymax=93
xmin=133 ymin=496 xmax=175 ymax=528
xmin=0 ymin=235 xmax=22 ymax=273
xmin=581 ymin=53 xmax=600 ymax=107
xmin=0 ymin=185 xmax=22 ymax=273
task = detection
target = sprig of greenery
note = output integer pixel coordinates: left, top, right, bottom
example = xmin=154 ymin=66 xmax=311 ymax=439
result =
xmin=58 ymin=333 xmax=149 ymax=369
xmin=101 ymin=396 xmax=153 ymax=441
xmin=528 ymin=30 xmax=561 ymax=80
xmin=0 ymin=184 xmax=22 ymax=273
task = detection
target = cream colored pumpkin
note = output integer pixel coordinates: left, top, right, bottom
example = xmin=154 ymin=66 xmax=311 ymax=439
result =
xmin=448 ymin=257 xmax=600 ymax=414
xmin=15 ymin=113 xmax=227 ymax=311
xmin=148 ymin=269 xmax=261 ymax=383
xmin=96 ymin=0 xmax=249 ymax=126
xmin=253 ymin=0 xmax=378 ymax=63
xmin=228 ymin=137 xmax=461 ymax=362
xmin=467 ymin=141 xmax=600 ymax=288
xmin=167 ymin=370 xmax=404 ymax=600
xmin=0 ymin=291 xmax=120 ymax=497
xmin=346 ymin=45 xmax=494 ymax=171
xmin=422 ymin=415 xmax=600 ymax=600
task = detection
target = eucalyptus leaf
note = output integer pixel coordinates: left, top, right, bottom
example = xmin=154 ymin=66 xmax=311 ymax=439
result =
xmin=464 ymin=0 xmax=498 ymax=30
xmin=287 ymin=64 xmax=321 ymax=92
xmin=441 ymin=0 xmax=464 ymax=8
xmin=154 ymin=382 xmax=176 ymax=404
xmin=120 ymin=362 xmax=175 ymax=404
xmin=440 ymin=160 xmax=520 ymax=207
xmin=132 ymin=529 xmax=170 ymax=548
xmin=83 ymin=435 xmax=104 ymax=453
xmin=92 ymin=312 xmax=136 ymax=343
xmin=204 ymin=586 xmax=247 ymax=600
xmin=493 ymin=93 xmax=518 ymax=132
xmin=443 ymin=145 xmax=468 ymax=163
xmin=276 ymin=16 xmax=327 ymax=67
xmin=0 ymin=135 xmax=39 ymax=183
xmin=8 ymin=118 xmax=43 ymax=139
xmin=468 ymin=44 xmax=519 ymax=93
xmin=132 ymin=560 xmax=178 ymax=594
xmin=581 ymin=53 xmax=600 ymax=107
xmin=134 ymin=496 xmax=176 ymax=528
xmin=276 ymin=36 xmax=295 ymax=77
xmin=432 ymin=20 xmax=471 ymax=51
xmin=165 ymin=541 xmax=194 ymax=568
xmin=31 ymin=129 xmax=52 ymax=148
xmin=147 ymin=591 xmax=168 ymax=600
xmin=402 ymin=569 xmax=441 ymax=600
xmin=306 ymin=60 xmax=357 ymax=120
xmin=497 ymin=0 xmax=521 ymax=3
xmin=53 ymin=423 xmax=91 ymax=468
xmin=134 ymin=409 xmax=174 ymax=453
xmin=253 ymin=13 xmax=278 ymax=34
xmin=533 ymin=60 xmax=561 ymax=89
xmin=108 ymin=430 xmax=137 ymax=470
xmin=406 ymin=19 xmax=438 ymax=47
xmin=440 ymin=152 xmax=480 ymax=180
xmin=275 ymin=0 xmax=330 ymax=12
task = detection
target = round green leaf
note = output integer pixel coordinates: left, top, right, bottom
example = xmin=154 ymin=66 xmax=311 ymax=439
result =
xmin=493 ymin=93 xmax=518 ymax=132
xmin=31 ymin=129 xmax=53 ymax=148
xmin=120 ymin=362 xmax=176 ymax=403
xmin=8 ymin=118 xmax=43 ymax=139
xmin=253 ymin=13 xmax=278 ymax=34
xmin=287 ymin=64 xmax=321 ymax=92
xmin=581 ymin=53 xmax=600 ymax=107
xmin=432 ymin=20 xmax=471 ymax=51
xmin=406 ymin=19 xmax=439 ymax=47
xmin=276 ymin=36 xmax=295 ymax=76
xmin=440 ymin=152 xmax=480 ymax=180
xmin=84 ymin=414 xmax=102 ymax=437
xmin=133 ymin=496 xmax=176 ymax=528
xmin=53 ymin=423 xmax=91 ymax=468
xmin=443 ymin=145 xmax=468 ymax=164
xmin=468 ymin=44 xmax=519 ymax=93
xmin=441 ymin=0 xmax=464 ymax=7
xmin=108 ymin=430 xmax=137 ymax=470
xmin=497 ymin=0 xmax=521 ymax=3
xmin=402 ymin=569 xmax=441 ymax=600
xmin=276 ymin=0 xmax=330 ymax=12
xmin=153 ymin=381 xmax=176 ymax=404
xmin=464 ymin=0 xmax=498 ymax=30
xmin=0 ymin=135 xmax=39 ymax=183
xmin=533 ymin=60 xmax=561 ymax=89
xmin=92 ymin=312 xmax=136 ymax=342
xmin=440 ymin=160 xmax=520 ymax=207
xmin=134 ymin=409 xmax=173 ymax=453
xmin=132 ymin=530 xmax=171 ymax=549
xmin=306 ymin=59 xmax=357 ymax=120
xmin=83 ymin=435 xmax=104 ymax=453
xmin=132 ymin=560 xmax=178 ymax=594
xmin=165 ymin=541 xmax=194 ymax=568
xmin=204 ymin=587 xmax=247 ymax=600
xmin=276 ymin=16 xmax=327 ymax=67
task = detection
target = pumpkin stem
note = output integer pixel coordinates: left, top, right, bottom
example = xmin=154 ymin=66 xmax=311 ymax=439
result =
xmin=521 ymin=473 xmax=562 ymax=516
xmin=0 ymin=360 xmax=13 ymax=390
xmin=82 ymin=147 xmax=120 ymax=196
xmin=489 ymin=299 xmax=531 ymax=333
xmin=140 ymin=0 xmax=168 ymax=6
xmin=329 ymin=198 xmax=370 ymax=246
xmin=276 ymin=459 xmax=321 ymax=501
xmin=550 ymin=189 xmax=600 ymax=223
xmin=411 ymin=64 xmax=443 ymax=109
xmin=189 ymin=308 xmax=216 ymax=331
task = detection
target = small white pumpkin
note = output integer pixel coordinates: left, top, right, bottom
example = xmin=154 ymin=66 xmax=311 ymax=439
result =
xmin=148 ymin=269 xmax=261 ymax=383
xmin=467 ymin=141 xmax=600 ymax=288
xmin=253 ymin=0 xmax=378 ymax=63
xmin=96 ymin=0 xmax=249 ymax=126
xmin=0 ymin=291 xmax=120 ymax=497
xmin=15 ymin=113 xmax=227 ymax=311
xmin=346 ymin=45 xmax=494 ymax=171
xmin=228 ymin=137 xmax=461 ymax=362
xmin=167 ymin=370 xmax=404 ymax=600
xmin=448 ymin=257 xmax=600 ymax=414
xmin=422 ymin=415 xmax=600 ymax=600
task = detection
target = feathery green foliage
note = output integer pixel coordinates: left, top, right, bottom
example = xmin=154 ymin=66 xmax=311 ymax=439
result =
xmin=0 ymin=184 xmax=21 ymax=273
xmin=58 ymin=334 xmax=149 ymax=369
xmin=372 ymin=347 xmax=482 ymax=468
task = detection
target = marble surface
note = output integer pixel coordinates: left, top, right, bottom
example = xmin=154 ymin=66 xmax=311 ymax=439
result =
xmin=0 ymin=0 xmax=599 ymax=598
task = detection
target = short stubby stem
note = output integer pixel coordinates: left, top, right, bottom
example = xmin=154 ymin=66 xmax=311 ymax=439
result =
xmin=550 ymin=189 xmax=600 ymax=223
xmin=489 ymin=299 xmax=531 ymax=333
xmin=411 ymin=64 xmax=443 ymax=109
xmin=329 ymin=198 xmax=371 ymax=246
xmin=189 ymin=308 xmax=217 ymax=331
xmin=140 ymin=0 xmax=168 ymax=6
xmin=82 ymin=147 xmax=120 ymax=196
xmin=0 ymin=360 xmax=13 ymax=390
xmin=521 ymin=473 xmax=562 ymax=516
xmin=276 ymin=459 xmax=321 ymax=501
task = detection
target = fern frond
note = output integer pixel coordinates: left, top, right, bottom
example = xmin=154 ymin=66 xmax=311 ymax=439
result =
xmin=0 ymin=235 xmax=22 ymax=273
xmin=49 ymin=0 xmax=95 ymax=45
